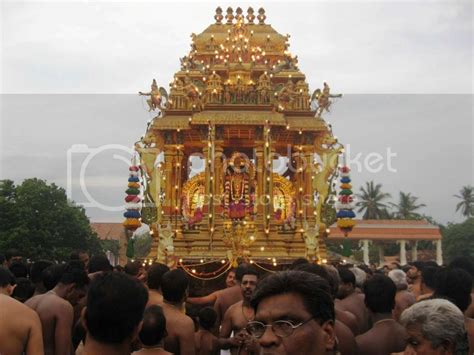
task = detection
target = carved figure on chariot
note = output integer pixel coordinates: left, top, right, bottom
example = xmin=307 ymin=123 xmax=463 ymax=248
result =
xmin=181 ymin=173 xmax=206 ymax=230
xmin=271 ymin=173 xmax=297 ymax=230
xmin=313 ymin=131 xmax=344 ymax=230
xmin=311 ymin=82 xmax=342 ymax=117
xmin=256 ymin=73 xmax=272 ymax=105
xmin=139 ymin=79 xmax=168 ymax=112
xmin=203 ymin=72 xmax=223 ymax=104
xmin=223 ymin=153 xmax=256 ymax=220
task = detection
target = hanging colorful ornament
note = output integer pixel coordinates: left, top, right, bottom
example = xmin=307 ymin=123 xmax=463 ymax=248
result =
xmin=123 ymin=163 xmax=142 ymax=231
xmin=336 ymin=164 xmax=356 ymax=236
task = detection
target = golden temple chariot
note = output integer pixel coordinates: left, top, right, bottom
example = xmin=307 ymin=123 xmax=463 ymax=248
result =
xmin=134 ymin=7 xmax=345 ymax=267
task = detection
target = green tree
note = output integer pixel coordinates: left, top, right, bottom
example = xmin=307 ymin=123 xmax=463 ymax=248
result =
xmin=356 ymin=181 xmax=391 ymax=219
xmin=442 ymin=218 xmax=474 ymax=262
xmin=454 ymin=186 xmax=474 ymax=218
xmin=390 ymin=192 xmax=426 ymax=220
xmin=0 ymin=179 xmax=102 ymax=260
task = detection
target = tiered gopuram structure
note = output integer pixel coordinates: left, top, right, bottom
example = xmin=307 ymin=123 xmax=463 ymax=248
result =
xmin=133 ymin=7 xmax=348 ymax=269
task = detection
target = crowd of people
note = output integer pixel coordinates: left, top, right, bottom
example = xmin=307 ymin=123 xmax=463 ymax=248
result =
xmin=0 ymin=248 xmax=473 ymax=355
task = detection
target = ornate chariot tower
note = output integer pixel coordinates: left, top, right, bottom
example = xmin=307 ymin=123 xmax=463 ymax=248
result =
xmin=131 ymin=7 xmax=348 ymax=268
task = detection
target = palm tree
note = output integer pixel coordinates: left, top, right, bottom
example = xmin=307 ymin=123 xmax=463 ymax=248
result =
xmin=390 ymin=192 xmax=426 ymax=220
xmin=454 ymin=186 xmax=474 ymax=218
xmin=356 ymin=181 xmax=391 ymax=219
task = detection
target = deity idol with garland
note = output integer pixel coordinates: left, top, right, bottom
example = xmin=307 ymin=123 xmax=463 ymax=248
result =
xmin=223 ymin=154 xmax=255 ymax=220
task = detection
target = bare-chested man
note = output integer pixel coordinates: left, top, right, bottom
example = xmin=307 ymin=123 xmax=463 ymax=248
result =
xmin=160 ymin=269 xmax=195 ymax=355
xmin=195 ymin=307 xmax=219 ymax=355
xmin=133 ymin=305 xmax=171 ymax=355
xmin=449 ymin=257 xmax=474 ymax=318
xmin=323 ymin=265 xmax=360 ymax=336
xmin=26 ymin=262 xmax=88 ymax=355
xmin=125 ymin=260 xmax=147 ymax=283
xmin=219 ymin=266 xmax=259 ymax=355
xmin=336 ymin=267 xmax=369 ymax=333
xmin=388 ymin=269 xmax=416 ymax=322
xmin=30 ymin=260 xmax=53 ymax=296
xmin=393 ymin=289 xmax=416 ymax=322
xmin=355 ymin=275 xmax=406 ymax=355
xmin=213 ymin=265 xmax=249 ymax=327
xmin=0 ymin=267 xmax=44 ymax=355
xmin=418 ymin=265 xmax=440 ymax=301
xmin=433 ymin=267 xmax=474 ymax=354
xmin=146 ymin=263 xmax=169 ymax=307
xmin=5 ymin=248 xmax=22 ymax=267
xmin=82 ymin=272 xmax=149 ymax=355
xmin=406 ymin=261 xmax=424 ymax=299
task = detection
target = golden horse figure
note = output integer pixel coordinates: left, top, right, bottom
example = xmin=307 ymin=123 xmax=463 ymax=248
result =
xmin=303 ymin=220 xmax=320 ymax=259
xmin=313 ymin=132 xmax=343 ymax=228
xmin=157 ymin=222 xmax=175 ymax=267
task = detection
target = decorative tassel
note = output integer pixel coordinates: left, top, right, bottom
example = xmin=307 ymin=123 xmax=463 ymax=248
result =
xmin=336 ymin=163 xmax=356 ymax=236
xmin=123 ymin=163 xmax=142 ymax=231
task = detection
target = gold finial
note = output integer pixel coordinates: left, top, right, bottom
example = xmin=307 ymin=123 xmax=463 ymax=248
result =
xmin=214 ymin=7 xmax=224 ymax=24
xmin=246 ymin=7 xmax=255 ymax=24
xmin=235 ymin=7 xmax=244 ymax=22
xmin=257 ymin=8 xmax=266 ymax=24
xmin=225 ymin=7 xmax=234 ymax=24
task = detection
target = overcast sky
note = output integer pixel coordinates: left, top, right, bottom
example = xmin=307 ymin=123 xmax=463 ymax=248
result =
xmin=1 ymin=1 xmax=472 ymax=225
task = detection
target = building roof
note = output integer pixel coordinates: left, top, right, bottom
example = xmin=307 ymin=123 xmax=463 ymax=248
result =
xmin=328 ymin=219 xmax=441 ymax=241
xmin=91 ymin=223 xmax=127 ymax=241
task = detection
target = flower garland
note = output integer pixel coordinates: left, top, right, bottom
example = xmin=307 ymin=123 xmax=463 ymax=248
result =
xmin=123 ymin=165 xmax=142 ymax=231
xmin=179 ymin=260 xmax=232 ymax=280
xmin=336 ymin=165 xmax=356 ymax=236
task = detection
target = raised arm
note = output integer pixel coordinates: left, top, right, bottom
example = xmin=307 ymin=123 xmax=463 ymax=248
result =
xmin=187 ymin=291 xmax=218 ymax=305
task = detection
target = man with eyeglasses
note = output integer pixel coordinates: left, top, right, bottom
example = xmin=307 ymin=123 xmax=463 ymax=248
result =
xmin=219 ymin=266 xmax=260 ymax=354
xmin=247 ymin=270 xmax=336 ymax=355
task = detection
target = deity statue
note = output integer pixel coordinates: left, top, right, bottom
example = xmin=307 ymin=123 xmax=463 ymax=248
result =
xmin=139 ymin=79 xmax=168 ymax=111
xmin=257 ymin=73 xmax=272 ymax=105
xmin=278 ymin=80 xmax=297 ymax=109
xmin=183 ymin=76 xmax=204 ymax=111
xmin=181 ymin=174 xmax=206 ymax=229
xmin=223 ymin=154 xmax=254 ymax=220
xmin=204 ymin=72 xmax=223 ymax=104
xmin=223 ymin=85 xmax=232 ymax=104
xmin=311 ymin=82 xmax=342 ymax=116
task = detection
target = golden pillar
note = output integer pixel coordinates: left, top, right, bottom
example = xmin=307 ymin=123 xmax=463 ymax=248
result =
xmin=162 ymin=146 xmax=175 ymax=220
xmin=255 ymin=145 xmax=265 ymax=220
xmin=294 ymin=145 xmax=304 ymax=230
xmin=262 ymin=122 xmax=273 ymax=233
xmin=303 ymin=147 xmax=316 ymax=222
xmin=174 ymin=147 xmax=184 ymax=237
xmin=204 ymin=124 xmax=215 ymax=235
xmin=214 ymin=143 xmax=224 ymax=216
